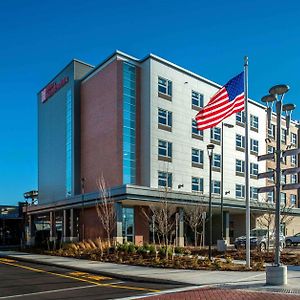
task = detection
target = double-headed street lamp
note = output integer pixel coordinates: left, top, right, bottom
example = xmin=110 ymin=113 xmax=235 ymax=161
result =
xmin=207 ymin=143 xmax=215 ymax=261
xmin=260 ymin=84 xmax=297 ymax=285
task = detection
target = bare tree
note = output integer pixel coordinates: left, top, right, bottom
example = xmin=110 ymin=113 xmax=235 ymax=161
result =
xmin=143 ymin=187 xmax=177 ymax=259
xmin=96 ymin=175 xmax=116 ymax=247
xmin=184 ymin=203 xmax=206 ymax=247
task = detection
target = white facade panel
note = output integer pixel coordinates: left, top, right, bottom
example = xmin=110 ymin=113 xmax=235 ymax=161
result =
xmin=145 ymin=58 xmax=267 ymax=203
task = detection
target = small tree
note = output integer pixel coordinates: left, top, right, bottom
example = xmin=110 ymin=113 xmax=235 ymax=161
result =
xmin=143 ymin=188 xmax=176 ymax=259
xmin=96 ymin=175 xmax=116 ymax=248
xmin=184 ymin=203 xmax=206 ymax=247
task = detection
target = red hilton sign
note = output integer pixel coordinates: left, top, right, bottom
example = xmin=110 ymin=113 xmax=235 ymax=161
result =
xmin=41 ymin=77 xmax=69 ymax=103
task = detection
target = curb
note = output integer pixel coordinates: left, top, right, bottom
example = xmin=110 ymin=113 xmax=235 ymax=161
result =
xmin=0 ymin=252 xmax=188 ymax=286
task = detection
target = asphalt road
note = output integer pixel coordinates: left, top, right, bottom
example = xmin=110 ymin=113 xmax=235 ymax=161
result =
xmin=0 ymin=258 xmax=184 ymax=299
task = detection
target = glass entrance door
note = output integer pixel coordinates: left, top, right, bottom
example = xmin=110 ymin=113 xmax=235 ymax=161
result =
xmin=122 ymin=207 xmax=134 ymax=243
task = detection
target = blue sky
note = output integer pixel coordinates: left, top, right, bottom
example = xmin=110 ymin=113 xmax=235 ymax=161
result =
xmin=0 ymin=0 xmax=299 ymax=205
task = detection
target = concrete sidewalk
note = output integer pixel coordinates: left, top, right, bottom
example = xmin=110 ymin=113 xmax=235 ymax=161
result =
xmin=1 ymin=251 xmax=300 ymax=295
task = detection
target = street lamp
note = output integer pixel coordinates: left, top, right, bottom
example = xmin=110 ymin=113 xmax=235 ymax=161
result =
xmin=207 ymin=143 xmax=215 ymax=261
xmin=261 ymin=83 xmax=296 ymax=285
xmin=221 ymin=122 xmax=234 ymax=241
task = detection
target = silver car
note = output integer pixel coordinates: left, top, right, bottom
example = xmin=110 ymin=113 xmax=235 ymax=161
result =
xmin=285 ymin=233 xmax=300 ymax=246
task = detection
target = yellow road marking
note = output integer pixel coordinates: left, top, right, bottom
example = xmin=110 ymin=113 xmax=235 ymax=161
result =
xmin=0 ymin=258 xmax=16 ymax=263
xmin=0 ymin=259 xmax=160 ymax=293
xmin=68 ymin=271 xmax=112 ymax=281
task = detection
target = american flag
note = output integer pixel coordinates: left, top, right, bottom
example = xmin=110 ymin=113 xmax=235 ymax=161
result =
xmin=196 ymin=72 xmax=244 ymax=130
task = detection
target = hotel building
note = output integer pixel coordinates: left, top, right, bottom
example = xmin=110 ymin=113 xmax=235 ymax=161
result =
xmin=26 ymin=51 xmax=300 ymax=246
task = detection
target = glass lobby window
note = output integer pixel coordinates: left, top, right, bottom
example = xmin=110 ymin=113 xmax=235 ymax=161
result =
xmin=122 ymin=207 xmax=134 ymax=243
xmin=123 ymin=63 xmax=136 ymax=184
xmin=192 ymin=177 xmax=203 ymax=192
xmin=192 ymin=91 xmax=204 ymax=108
xmin=158 ymin=76 xmax=172 ymax=96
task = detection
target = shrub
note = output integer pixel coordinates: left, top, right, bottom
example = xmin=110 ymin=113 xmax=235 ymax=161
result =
xmin=127 ymin=243 xmax=136 ymax=254
xmin=225 ymin=255 xmax=233 ymax=264
xmin=137 ymin=246 xmax=148 ymax=255
xmin=213 ymin=258 xmax=222 ymax=270
xmin=175 ymin=247 xmax=184 ymax=254
xmin=148 ymin=244 xmax=156 ymax=255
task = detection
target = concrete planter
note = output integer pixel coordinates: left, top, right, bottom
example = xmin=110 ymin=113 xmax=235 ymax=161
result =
xmin=266 ymin=265 xmax=287 ymax=286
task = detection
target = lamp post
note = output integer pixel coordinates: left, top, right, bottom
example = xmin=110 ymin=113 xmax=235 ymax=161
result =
xmin=221 ymin=122 xmax=234 ymax=240
xmin=207 ymin=143 xmax=215 ymax=261
xmin=261 ymin=84 xmax=295 ymax=285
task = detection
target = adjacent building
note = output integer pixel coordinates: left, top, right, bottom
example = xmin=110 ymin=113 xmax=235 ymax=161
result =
xmin=26 ymin=51 xmax=300 ymax=246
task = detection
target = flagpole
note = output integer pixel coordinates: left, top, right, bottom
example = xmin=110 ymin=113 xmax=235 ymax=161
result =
xmin=244 ymin=56 xmax=250 ymax=268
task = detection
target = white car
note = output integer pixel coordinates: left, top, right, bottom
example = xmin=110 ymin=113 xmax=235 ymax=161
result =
xmin=285 ymin=233 xmax=300 ymax=246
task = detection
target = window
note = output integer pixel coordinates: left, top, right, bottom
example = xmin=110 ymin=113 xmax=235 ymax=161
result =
xmin=123 ymin=63 xmax=136 ymax=184
xmin=192 ymin=177 xmax=204 ymax=192
xmin=280 ymin=192 xmax=286 ymax=205
xmin=291 ymin=155 xmax=297 ymax=166
xmin=290 ymin=194 xmax=297 ymax=205
xmin=158 ymin=76 xmax=172 ymax=96
xmin=267 ymin=145 xmax=275 ymax=154
xmin=192 ymin=119 xmax=203 ymax=137
xmin=158 ymin=140 xmax=172 ymax=159
xmin=268 ymin=124 xmax=276 ymax=138
xmin=250 ymin=139 xmax=259 ymax=154
xmin=236 ymin=134 xmax=245 ymax=149
xmin=66 ymin=89 xmax=72 ymax=197
xmin=291 ymin=133 xmax=297 ymax=145
xmin=192 ymin=148 xmax=203 ymax=166
xmin=281 ymin=128 xmax=287 ymax=144
xmin=122 ymin=207 xmax=134 ymax=242
xmin=267 ymin=168 xmax=275 ymax=182
xmin=158 ymin=108 xmax=172 ymax=127
xmin=236 ymin=159 xmax=245 ymax=175
xmin=250 ymin=187 xmax=258 ymax=200
xmin=158 ymin=171 xmax=172 ymax=188
xmin=213 ymin=154 xmax=221 ymax=169
xmin=192 ymin=91 xmax=204 ymax=108
xmin=250 ymin=163 xmax=258 ymax=177
xmin=212 ymin=180 xmax=221 ymax=194
xmin=281 ymin=174 xmax=286 ymax=184
xmin=236 ymin=111 xmax=246 ymax=124
xmin=291 ymin=174 xmax=297 ymax=184
xmin=250 ymin=115 xmax=259 ymax=131
xmin=268 ymin=191 xmax=274 ymax=203
xmin=211 ymin=127 xmax=221 ymax=142
xmin=236 ymin=184 xmax=245 ymax=198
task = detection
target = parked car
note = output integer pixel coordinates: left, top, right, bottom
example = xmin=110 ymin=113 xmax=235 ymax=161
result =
xmin=234 ymin=228 xmax=285 ymax=251
xmin=285 ymin=233 xmax=300 ymax=246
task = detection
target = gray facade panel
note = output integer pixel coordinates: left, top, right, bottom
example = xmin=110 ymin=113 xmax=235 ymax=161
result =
xmin=38 ymin=61 xmax=93 ymax=204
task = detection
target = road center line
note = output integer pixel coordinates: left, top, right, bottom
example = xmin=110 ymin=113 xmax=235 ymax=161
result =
xmin=0 ymin=284 xmax=98 ymax=299
xmin=0 ymin=260 xmax=160 ymax=293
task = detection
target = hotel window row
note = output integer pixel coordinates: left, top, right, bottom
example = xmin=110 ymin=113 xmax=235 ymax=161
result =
xmin=235 ymin=184 xmax=258 ymax=200
xmin=158 ymin=76 xmax=204 ymax=110
xmin=267 ymin=191 xmax=297 ymax=206
xmin=268 ymin=123 xmax=297 ymax=145
xmin=236 ymin=111 xmax=259 ymax=132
